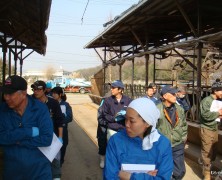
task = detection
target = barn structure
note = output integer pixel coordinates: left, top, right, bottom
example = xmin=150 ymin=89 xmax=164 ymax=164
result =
xmin=85 ymin=0 xmax=222 ymax=169
xmin=0 ymin=0 xmax=52 ymax=83
xmin=0 ymin=0 xmax=52 ymax=175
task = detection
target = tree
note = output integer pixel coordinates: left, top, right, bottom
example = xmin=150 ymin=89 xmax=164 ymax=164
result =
xmin=44 ymin=66 xmax=56 ymax=80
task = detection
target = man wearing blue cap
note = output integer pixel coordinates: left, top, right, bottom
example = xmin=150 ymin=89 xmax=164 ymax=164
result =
xmin=101 ymin=80 xmax=132 ymax=167
xmin=156 ymin=85 xmax=188 ymax=180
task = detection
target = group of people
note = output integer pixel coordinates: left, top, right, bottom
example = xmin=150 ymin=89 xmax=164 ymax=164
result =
xmin=0 ymin=75 xmax=73 ymax=180
xmin=0 ymin=75 xmax=220 ymax=180
xmin=97 ymin=80 xmax=221 ymax=180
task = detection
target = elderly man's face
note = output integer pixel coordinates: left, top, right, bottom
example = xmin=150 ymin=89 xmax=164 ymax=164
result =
xmin=163 ymin=93 xmax=177 ymax=104
xmin=125 ymin=108 xmax=149 ymax=139
xmin=4 ymin=91 xmax=26 ymax=109
xmin=214 ymin=90 xmax=222 ymax=99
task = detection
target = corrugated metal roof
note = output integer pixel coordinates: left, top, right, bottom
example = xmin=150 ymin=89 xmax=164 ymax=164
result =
xmin=85 ymin=0 xmax=222 ymax=49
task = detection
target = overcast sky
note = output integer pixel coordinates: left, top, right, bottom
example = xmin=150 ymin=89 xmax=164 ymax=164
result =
xmin=22 ymin=0 xmax=139 ymax=72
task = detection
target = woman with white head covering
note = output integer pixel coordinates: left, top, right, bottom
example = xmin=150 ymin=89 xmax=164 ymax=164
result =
xmin=104 ymin=98 xmax=173 ymax=180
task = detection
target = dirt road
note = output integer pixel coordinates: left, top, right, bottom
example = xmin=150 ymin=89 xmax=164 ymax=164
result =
xmin=62 ymin=94 xmax=203 ymax=180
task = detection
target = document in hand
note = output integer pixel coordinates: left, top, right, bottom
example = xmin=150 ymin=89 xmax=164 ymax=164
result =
xmin=38 ymin=133 xmax=63 ymax=162
xmin=210 ymin=100 xmax=222 ymax=122
xmin=121 ymin=164 xmax=155 ymax=173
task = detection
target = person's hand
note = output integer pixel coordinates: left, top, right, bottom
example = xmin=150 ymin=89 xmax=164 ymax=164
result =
xmin=115 ymin=115 xmax=125 ymax=122
xmin=147 ymin=169 xmax=158 ymax=176
xmin=118 ymin=110 xmax=126 ymax=116
xmin=115 ymin=110 xmax=126 ymax=122
xmin=218 ymin=109 xmax=222 ymax=116
xmin=118 ymin=170 xmax=131 ymax=180
xmin=32 ymin=127 xmax=39 ymax=137
xmin=58 ymin=137 xmax=63 ymax=144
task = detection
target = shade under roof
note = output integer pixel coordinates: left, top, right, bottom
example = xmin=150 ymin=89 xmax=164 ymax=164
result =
xmin=0 ymin=0 xmax=52 ymax=55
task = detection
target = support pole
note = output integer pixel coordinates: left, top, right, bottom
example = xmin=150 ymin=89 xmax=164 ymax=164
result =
xmin=2 ymin=34 xmax=7 ymax=84
xmin=145 ymin=54 xmax=149 ymax=86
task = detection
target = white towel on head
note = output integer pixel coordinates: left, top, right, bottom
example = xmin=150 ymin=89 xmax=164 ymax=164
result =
xmin=142 ymin=128 xmax=160 ymax=150
xmin=128 ymin=98 xmax=161 ymax=150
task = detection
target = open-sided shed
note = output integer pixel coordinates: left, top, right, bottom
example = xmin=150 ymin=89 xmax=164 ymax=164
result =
xmin=0 ymin=0 xmax=52 ymax=81
xmin=85 ymin=0 xmax=222 ymax=116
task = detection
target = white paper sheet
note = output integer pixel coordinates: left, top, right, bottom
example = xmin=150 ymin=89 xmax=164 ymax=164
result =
xmin=38 ymin=133 xmax=63 ymax=162
xmin=60 ymin=105 xmax=66 ymax=114
xmin=210 ymin=100 xmax=222 ymax=122
xmin=121 ymin=164 xmax=155 ymax=173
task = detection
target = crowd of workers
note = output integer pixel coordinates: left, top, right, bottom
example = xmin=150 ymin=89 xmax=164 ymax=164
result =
xmin=0 ymin=75 xmax=221 ymax=180
xmin=0 ymin=75 xmax=73 ymax=180
xmin=97 ymin=80 xmax=222 ymax=180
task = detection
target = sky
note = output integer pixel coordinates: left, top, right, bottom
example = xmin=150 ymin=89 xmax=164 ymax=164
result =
xmin=22 ymin=0 xmax=139 ymax=72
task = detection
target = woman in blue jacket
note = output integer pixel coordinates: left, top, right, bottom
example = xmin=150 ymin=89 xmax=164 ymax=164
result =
xmin=104 ymin=98 xmax=173 ymax=180
xmin=51 ymin=87 xmax=73 ymax=166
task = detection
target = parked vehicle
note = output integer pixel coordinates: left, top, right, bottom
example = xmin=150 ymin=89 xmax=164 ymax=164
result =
xmin=47 ymin=77 xmax=91 ymax=94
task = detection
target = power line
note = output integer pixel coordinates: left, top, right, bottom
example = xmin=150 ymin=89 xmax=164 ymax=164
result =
xmin=81 ymin=0 xmax=90 ymax=25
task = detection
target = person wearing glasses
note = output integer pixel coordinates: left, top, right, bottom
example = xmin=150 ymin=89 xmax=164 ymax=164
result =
xmin=31 ymin=80 xmax=64 ymax=180
xmin=156 ymin=85 xmax=188 ymax=180
xmin=0 ymin=75 xmax=53 ymax=179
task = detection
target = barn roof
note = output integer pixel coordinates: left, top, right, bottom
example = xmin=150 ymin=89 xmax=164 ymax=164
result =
xmin=85 ymin=0 xmax=222 ymax=51
xmin=0 ymin=0 xmax=52 ymax=55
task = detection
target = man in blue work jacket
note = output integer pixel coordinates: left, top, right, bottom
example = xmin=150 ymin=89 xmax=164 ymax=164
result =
xmin=0 ymin=75 xmax=53 ymax=180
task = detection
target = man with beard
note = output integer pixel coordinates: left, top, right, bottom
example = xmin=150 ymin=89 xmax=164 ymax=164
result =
xmin=199 ymin=80 xmax=222 ymax=180
xmin=156 ymin=85 xmax=188 ymax=180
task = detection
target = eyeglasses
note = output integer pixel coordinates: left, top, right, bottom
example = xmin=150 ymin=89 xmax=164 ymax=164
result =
xmin=32 ymin=88 xmax=43 ymax=92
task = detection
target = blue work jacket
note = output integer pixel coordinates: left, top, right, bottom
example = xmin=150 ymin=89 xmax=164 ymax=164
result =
xmin=103 ymin=95 xmax=132 ymax=131
xmin=0 ymin=95 xmax=53 ymax=180
xmin=104 ymin=129 xmax=173 ymax=180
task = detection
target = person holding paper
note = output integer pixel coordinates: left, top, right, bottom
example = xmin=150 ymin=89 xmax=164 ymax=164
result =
xmin=32 ymin=80 xmax=64 ymax=180
xmin=199 ymin=80 xmax=222 ymax=180
xmin=104 ymin=98 xmax=173 ymax=180
xmin=0 ymin=75 xmax=53 ymax=180
xmin=51 ymin=86 xmax=73 ymax=166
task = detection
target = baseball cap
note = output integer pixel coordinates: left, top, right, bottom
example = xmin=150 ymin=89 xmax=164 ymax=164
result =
xmin=46 ymin=81 xmax=52 ymax=88
xmin=0 ymin=75 xmax=27 ymax=94
xmin=31 ymin=80 xmax=46 ymax=90
xmin=109 ymin=80 xmax=124 ymax=89
xmin=160 ymin=85 xmax=178 ymax=96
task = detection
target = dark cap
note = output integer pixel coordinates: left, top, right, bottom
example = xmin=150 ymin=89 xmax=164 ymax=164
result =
xmin=0 ymin=75 xmax=27 ymax=94
xmin=109 ymin=80 xmax=124 ymax=89
xmin=51 ymin=86 xmax=64 ymax=95
xmin=161 ymin=85 xmax=178 ymax=96
xmin=212 ymin=80 xmax=222 ymax=91
xmin=31 ymin=80 xmax=46 ymax=90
